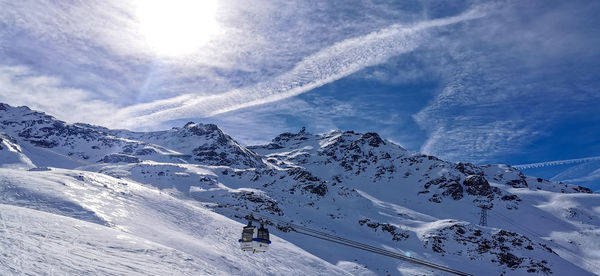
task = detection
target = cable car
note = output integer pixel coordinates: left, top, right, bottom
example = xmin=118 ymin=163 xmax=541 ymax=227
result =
xmin=239 ymin=221 xmax=271 ymax=252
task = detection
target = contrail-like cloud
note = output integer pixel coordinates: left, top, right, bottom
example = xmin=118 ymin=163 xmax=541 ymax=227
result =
xmin=110 ymin=8 xmax=486 ymax=129
xmin=513 ymin=156 xmax=600 ymax=169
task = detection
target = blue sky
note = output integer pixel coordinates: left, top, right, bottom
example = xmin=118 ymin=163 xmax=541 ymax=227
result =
xmin=1 ymin=0 xmax=599 ymax=189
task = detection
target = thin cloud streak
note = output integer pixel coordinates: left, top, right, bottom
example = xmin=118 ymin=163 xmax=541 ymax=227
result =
xmin=411 ymin=1 xmax=600 ymax=164
xmin=109 ymin=8 xmax=486 ymax=129
xmin=0 ymin=65 xmax=119 ymax=124
xmin=513 ymin=156 xmax=600 ymax=169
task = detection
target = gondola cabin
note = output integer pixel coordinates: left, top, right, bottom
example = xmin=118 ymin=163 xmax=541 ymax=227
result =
xmin=239 ymin=221 xmax=271 ymax=252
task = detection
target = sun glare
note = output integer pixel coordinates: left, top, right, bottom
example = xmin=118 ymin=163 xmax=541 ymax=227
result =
xmin=136 ymin=0 xmax=218 ymax=57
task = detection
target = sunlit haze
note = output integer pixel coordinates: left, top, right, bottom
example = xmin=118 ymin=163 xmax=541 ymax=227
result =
xmin=136 ymin=0 xmax=219 ymax=57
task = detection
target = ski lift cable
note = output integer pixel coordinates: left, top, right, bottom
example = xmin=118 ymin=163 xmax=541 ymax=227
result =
xmin=241 ymin=209 xmax=473 ymax=276
xmin=214 ymin=204 xmax=473 ymax=276
xmin=292 ymin=228 xmax=473 ymax=276
xmin=237 ymin=208 xmax=473 ymax=276
xmin=226 ymin=206 xmax=408 ymax=255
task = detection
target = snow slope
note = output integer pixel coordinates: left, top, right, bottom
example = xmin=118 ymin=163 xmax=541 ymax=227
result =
xmin=0 ymin=133 xmax=35 ymax=169
xmin=0 ymin=204 xmax=220 ymax=275
xmin=0 ymin=168 xmax=349 ymax=276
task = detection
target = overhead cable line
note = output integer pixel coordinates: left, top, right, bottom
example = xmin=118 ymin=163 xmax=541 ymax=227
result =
xmin=213 ymin=204 xmax=474 ymax=276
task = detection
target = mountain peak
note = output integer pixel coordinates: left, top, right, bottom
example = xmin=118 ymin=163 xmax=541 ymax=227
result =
xmin=181 ymin=122 xmax=221 ymax=135
xmin=183 ymin=121 xmax=196 ymax=128
xmin=0 ymin=102 xmax=33 ymax=112
xmin=0 ymin=102 xmax=55 ymax=122
xmin=358 ymin=132 xmax=385 ymax=147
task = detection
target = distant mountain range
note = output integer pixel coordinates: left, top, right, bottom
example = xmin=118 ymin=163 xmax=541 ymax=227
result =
xmin=0 ymin=102 xmax=598 ymax=276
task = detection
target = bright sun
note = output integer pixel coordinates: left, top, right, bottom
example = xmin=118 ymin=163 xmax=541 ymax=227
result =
xmin=136 ymin=0 xmax=218 ymax=57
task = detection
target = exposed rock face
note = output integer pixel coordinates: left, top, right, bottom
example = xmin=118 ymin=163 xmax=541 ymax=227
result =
xmin=573 ymin=186 xmax=592 ymax=193
xmin=463 ymin=175 xmax=493 ymax=196
xmin=483 ymin=164 xmax=528 ymax=188
xmin=441 ymin=180 xmax=465 ymax=200
xmin=303 ymin=183 xmax=328 ymax=196
xmin=355 ymin=132 xmax=386 ymax=147
xmin=358 ymin=218 xmax=410 ymax=241
xmin=99 ymin=154 xmax=140 ymax=164
xmin=424 ymin=223 xmax=554 ymax=274
xmin=424 ymin=175 xmax=465 ymax=201
xmin=455 ymin=162 xmax=484 ymax=176
xmin=506 ymin=176 xmax=529 ymax=188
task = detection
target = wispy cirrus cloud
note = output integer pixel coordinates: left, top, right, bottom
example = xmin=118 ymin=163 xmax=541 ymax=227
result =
xmin=547 ymin=160 xmax=600 ymax=191
xmin=0 ymin=65 xmax=119 ymax=124
xmin=514 ymin=156 xmax=600 ymax=170
xmin=411 ymin=1 xmax=600 ymax=163
xmin=107 ymin=8 xmax=487 ymax=129
xmin=0 ymin=0 xmax=483 ymax=124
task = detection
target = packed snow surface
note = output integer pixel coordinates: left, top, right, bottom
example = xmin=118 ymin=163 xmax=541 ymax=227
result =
xmin=0 ymin=168 xmax=348 ymax=275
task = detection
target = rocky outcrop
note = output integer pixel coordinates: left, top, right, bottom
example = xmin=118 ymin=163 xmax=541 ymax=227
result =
xmin=423 ymin=175 xmax=464 ymax=201
xmin=483 ymin=164 xmax=528 ymax=188
xmin=98 ymin=153 xmax=140 ymax=164
xmin=424 ymin=223 xmax=554 ymax=274
xmin=463 ymin=175 xmax=493 ymax=196
xmin=358 ymin=218 xmax=410 ymax=241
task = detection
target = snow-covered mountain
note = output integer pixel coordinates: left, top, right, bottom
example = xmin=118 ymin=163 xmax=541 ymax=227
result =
xmin=0 ymin=103 xmax=598 ymax=275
